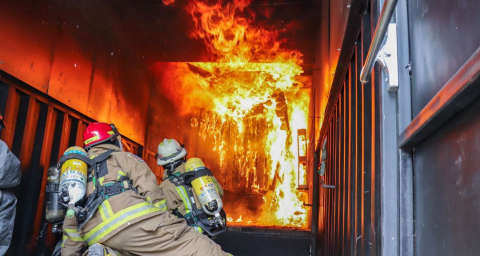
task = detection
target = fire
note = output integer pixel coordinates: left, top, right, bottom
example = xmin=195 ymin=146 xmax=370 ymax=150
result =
xmin=157 ymin=0 xmax=310 ymax=229
xmin=236 ymin=215 xmax=243 ymax=222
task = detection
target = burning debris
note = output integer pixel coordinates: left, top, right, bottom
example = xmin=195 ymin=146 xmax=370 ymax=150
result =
xmin=156 ymin=0 xmax=310 ymax=229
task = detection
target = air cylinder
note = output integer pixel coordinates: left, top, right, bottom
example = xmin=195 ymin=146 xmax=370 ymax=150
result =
xmin=185 ymin=158 xmax=223 ymax=216
xmin=58 ymin=146 xmax=88 ymax=218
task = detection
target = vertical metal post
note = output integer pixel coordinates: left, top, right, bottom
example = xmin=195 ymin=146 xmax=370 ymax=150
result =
xmin=396 ymin=0 xmax=414 ymax=255
xmin=311 ymin=150 xmax=320 ymax=256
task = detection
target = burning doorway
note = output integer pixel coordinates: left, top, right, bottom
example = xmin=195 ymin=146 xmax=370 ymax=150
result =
xmin=154 ymin=0 xmax=311 ymax=230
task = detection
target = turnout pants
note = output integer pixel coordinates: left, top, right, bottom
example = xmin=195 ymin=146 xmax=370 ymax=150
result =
xmin=102 ymin=213 xmax=231 ymax=256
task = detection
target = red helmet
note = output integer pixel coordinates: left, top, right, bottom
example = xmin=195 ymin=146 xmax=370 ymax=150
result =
xmin=83 ymin=122 xmax=119 ymax=149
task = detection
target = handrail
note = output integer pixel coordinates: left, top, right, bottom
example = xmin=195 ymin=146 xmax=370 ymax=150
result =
xmin=360 ymin=0 xmax=399 ymax=84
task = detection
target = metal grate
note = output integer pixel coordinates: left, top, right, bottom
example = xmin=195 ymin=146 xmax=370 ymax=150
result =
xmin=316 ymin=2 xmax=383 ymax=256
xmin=0 ymin=78 xmax=143 ymax=256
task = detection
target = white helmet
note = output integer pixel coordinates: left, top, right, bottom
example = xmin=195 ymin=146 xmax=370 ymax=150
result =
xmin=156 ymin=139 xmax=187 ymax=166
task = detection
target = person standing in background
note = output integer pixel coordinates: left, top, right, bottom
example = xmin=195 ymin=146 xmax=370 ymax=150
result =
xmin=0 ymin=114 xmax=21 ymax=256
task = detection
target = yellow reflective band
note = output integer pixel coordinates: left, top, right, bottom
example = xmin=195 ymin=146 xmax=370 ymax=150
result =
xmin=99 ymin=205 xmax=107 ymax=221
xmin=146 ymin=196 xmax=152 ymax=203
xmin=99 ymin=177 xmax=105 ymax=186
xmin=107 ymin=131 xmax=115 ymax=135
xmin=84 ymin=202 xmax=161 ymax=245
xmin=194 ymin=226 xmax=203 ymax=234
xmin=104 ymin=200 xmax=114 ymax=217
xmin=99 ymin=201 xmax=114 ymax=221
xmin=64 ymin=228 xmax=83 ymax=242
xmin=154 ymin=199 xmax=167 ymax=211
xmin=64 ymin=228 xmax=79 ymax=233
xmin=85 ymin=135 xmax=100 ymax=145
xmin=175 ymin=186 xmax=192 ymax=214
xmin=117 ymin=170 xmax=127 ymax=179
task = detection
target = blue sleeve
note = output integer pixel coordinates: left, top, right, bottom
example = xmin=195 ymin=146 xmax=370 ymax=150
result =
xmin=0 ymin=140 xmax=21 ymax=188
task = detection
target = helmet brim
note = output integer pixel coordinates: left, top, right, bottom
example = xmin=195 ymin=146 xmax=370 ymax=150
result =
xmin=157 ymin=148 xmax=187 ymax=166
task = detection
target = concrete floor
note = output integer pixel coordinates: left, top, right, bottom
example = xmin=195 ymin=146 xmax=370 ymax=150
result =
xmin=215 ymin=227 xmax=312 ymax=256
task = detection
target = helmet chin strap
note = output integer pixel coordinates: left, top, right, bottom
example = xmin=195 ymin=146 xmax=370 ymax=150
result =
xmin=116 ymin=136 xmax=123 ymax=151
xmin=164 ymin=159 xmax=183 ymax=177
xmin=109 ymin=135 xmax=123 ymax=151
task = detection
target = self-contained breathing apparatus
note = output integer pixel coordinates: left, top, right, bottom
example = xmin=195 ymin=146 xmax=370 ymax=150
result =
xmin=56 ymin=124 xmax=137 ymax=230
xmin=45 ymin=166 xmax=66 ymax=234
xmin=164 ymin=158 xmax=227 ymax=237
xmin=57 ymin=148 xmax=137 ymax=230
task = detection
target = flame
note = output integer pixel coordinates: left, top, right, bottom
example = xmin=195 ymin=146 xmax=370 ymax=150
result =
xmin=156 ymin=0 xmax=310 ymax=229
xmin=162 ymin=0 xmax=175 ymax=6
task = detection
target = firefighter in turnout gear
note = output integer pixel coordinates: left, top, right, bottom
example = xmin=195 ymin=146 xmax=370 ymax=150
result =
xmin=61 ymin=122 xmax=231 ymax=256
xmin=0 ymin=114 xmax=21 ymax=255
xmin=157 ymin=139 xmax=227 ymax=238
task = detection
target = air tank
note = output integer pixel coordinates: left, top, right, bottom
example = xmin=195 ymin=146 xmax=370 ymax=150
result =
xmin=45 ymin=166 xmax=66 ymax=233
xmin=185 ymin=158 xmax=223 ymax=216
xmin=58 ymin=146 xmax=88 ymax=218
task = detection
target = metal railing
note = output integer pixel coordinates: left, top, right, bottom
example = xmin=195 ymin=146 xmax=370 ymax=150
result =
xmin=360 ymin=0 xmax=399 ymax=84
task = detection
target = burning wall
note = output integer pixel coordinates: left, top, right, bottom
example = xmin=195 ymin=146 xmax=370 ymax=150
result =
xmin=155 ymin=0 xmax=311 ymax=229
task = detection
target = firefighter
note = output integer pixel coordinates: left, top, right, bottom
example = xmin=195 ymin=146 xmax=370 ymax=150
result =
xmin=0 ymin=114 xmax=21 ymax=255
xmin=157 ymin=139 xmax=227 ymax=238
xmin=61 ymin=122 xmax=231 ymax=256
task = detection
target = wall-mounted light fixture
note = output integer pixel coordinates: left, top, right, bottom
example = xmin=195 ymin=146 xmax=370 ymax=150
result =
xmin=318 ymin=138 xmax=327 ymax=176
xmin=318 ymin=138 xmax=335 ymax=189
xmin=297 ymin=129 xmax=308 ymax=190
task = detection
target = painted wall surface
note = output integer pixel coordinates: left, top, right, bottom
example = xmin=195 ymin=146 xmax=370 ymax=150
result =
xmin=0 ymin=0 xmax=204 ymax=146
xmin=409 ymin=0 xmax=480 ymax=255
xmin=308 ymin=0 xmax=330 ymax=206
xmin=414 ymin=97 xmax=480 ymax=256
xmin=310 ymin=0 xmax=350 ymax=151
xmin=409 ymin=0 xmax=480 ymax=117
xmin=0 ymin=1 xmax=145 ymax=144
xmin=329 ymin=0 xmax=350 ymax=83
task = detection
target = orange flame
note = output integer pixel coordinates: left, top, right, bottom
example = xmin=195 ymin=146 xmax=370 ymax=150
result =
xmin=157 ymin=0 xmax=310 ymax=229
xmin=186 ymin=0 xmax=302 ymax=64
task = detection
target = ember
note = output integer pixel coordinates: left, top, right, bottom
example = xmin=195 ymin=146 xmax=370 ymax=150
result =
xmin=157 ymin=0 xmax=310 ymax=230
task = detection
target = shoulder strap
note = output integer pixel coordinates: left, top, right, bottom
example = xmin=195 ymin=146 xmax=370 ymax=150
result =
xmin=168 ymin=176 xmax=185 ymax=187
xmin=86 ymin=149 xmax=114 ymax=181
xmin=57 ymin=149 xmax=114 ymax=169
xmin=181 ymin=168 xmax=213 ymax=184
xmin=57 ymin=153 xmax=93 ymax=169
xmin=91 ymin=149 xmax=114 ymax=164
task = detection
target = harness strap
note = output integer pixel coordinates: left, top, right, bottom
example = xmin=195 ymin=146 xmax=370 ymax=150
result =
xmin=90 ymin=150 xmax=114 ymax=165
xmin=57 ymin=153 xmax=94 ymax=169
xmin=168 ymin=176 xmax=184 ymax=187
xmin=46 ymin=183 xmax=59 ymax=193
xmin=103 ymin=178 xmax=136 ymax=199
xmin=173 ymin=210 xmax=196 ymax=226
xmin=76 ymin=150 xmax=135 ymax=231
xmin=181 ymin=168 xmax=213 ymax=184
